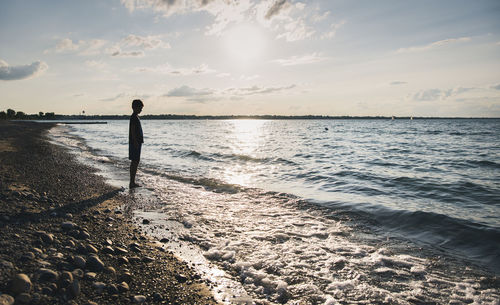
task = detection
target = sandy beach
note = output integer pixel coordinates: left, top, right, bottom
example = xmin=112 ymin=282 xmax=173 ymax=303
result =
xmin=0 ymin=121 xmax=217 ymax=304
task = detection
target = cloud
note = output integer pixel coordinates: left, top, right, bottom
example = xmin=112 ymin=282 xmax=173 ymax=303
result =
xmin=397 ymin=37 xmax=471 ymax=53
xmin=121 ymin=0 xmax=333 ymax=41
xmin=108 ymin=48 xmax=145 ymax=58
xmin=276 ymin=18 xmax=315 ymax=42
xmin=0 ymin=59 xmax=48 ymax=81
xmin=491 ymin=84 xmax=500 ymax=90
xmin=48 ymin=35 xmax=169 ymax=57
xmin=226 ymin=84 xmax=296 ymax=96
xmin=100 ymin=92 xmax=150 ymax=102
xmin=163 ymin=83 xmax=296 ymax=103
xmin=265 ymin=0 xmax=289 ymax=19
xmin=136 ymin=63 xmax=216 ymax=75
xmin=271 ymin=52 xmax=328 ymax=66
xmin=121 ymin=34 xmax=171 ymax=49
xmin=85 ymin=60 xmax=108 ymax=70
xmin=54 ymin=38 xmax=82 ymax=53
xmin=390 ymin=81 xmax=407 ymax=85
xmin=412 ymin=87 xmax=476 ymax=101
xmin=321 ymin=20 xmax=345 ymax=39
xmin=165 ymin=85 xmax=213 ymax=97
xmin=47 ymin=38 xmax=107 ymax=55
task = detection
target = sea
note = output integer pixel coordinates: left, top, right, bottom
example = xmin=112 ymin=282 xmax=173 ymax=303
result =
xmin=49 ymin=119 xmax=500 ymax=304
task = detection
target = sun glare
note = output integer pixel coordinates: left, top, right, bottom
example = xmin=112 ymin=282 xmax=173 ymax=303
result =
xmin=223 ymin=24 xmax=265 ymax=65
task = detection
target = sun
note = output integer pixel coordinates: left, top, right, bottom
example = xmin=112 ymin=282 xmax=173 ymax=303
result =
xmin=223 ymin=23 xmax=265 ymax=65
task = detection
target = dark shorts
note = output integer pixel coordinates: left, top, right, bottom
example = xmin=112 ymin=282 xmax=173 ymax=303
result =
xmin=129 ymin=143 xmax=142 ymax=161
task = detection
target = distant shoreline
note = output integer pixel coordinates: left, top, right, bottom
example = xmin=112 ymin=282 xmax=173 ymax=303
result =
xmin=6 ymin=115 xmax=500 ymax=121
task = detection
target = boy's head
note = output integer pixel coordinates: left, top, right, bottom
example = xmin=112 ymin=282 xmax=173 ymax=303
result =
xmin=132 ymin=99 xmax=144 ymax=113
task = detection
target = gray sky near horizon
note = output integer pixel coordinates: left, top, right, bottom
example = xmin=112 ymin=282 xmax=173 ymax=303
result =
xmin=1 ymin=0 xmax=500 ymax=116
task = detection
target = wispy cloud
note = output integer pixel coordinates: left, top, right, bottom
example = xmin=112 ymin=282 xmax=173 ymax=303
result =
xmin=0 ymin=59 xmax=48 ymax=81
xmin=163 ymin=83 xmax=297 ymax=103
xmin=100 ymin=92 xmax=150 ymax=102
xmin=47 ymin=34 xmax=170 ymax=57
xmin=276 ymin=19 xmax=315 ymax=42
xmin=397 ymin=37 xmax=471 ymax=53
xmin=271 ymin=52 xmax=328 ymax=66
xmin=121 ymin=0 xmax=335 ymax=41
xmin=225 ymin=84 xmax=296 ymax=96
xmin=491 ymin=84 xmax=500 ymax=90
xmin=321 ymin=20 xmax=345 ymax=39
xmin=390 ymin=81 xmax=407 ymax=85
xmin=136 ymin=63 xmax=216 ymax=75
xmin=265 ymin=0 xmax=289 ymax=19
xmin=121 ymin=34 xmax=171 ymax=49
xmin=165 ymin=85 xmax=214 ymax=97
xmin=413 ymin=86 xmax=475 ymax=101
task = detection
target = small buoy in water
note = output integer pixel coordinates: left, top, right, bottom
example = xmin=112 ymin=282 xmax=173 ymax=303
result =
xmin=325 ymin=127 xmax=329 ymax=131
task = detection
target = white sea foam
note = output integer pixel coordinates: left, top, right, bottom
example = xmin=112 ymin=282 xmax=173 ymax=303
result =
xmin=129 ymin=172 xmax=500 ymax=304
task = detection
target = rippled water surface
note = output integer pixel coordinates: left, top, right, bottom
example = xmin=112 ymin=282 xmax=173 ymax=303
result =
xmin=51 ymin=119 xmax=500 ymax=304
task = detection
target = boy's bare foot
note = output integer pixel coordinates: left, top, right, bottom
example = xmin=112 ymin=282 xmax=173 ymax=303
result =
xmin=129 ymin=182 xmax=141 ymax=188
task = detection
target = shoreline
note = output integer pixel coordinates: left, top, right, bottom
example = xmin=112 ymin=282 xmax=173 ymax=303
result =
xmin=0 ymin=121 xmax=218 ymax=304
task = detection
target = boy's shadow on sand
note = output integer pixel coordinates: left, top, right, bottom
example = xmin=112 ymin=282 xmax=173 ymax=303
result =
xmin=3 ymin=189 xmax=122 ymax=225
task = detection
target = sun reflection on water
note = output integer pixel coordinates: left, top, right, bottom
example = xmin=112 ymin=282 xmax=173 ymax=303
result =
xmin=222 ymin=120 xmax=267 ymax=186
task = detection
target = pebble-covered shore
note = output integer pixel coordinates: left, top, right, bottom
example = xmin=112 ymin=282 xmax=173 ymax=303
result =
xmin=0 ymin=121 xmax=218 ymax=305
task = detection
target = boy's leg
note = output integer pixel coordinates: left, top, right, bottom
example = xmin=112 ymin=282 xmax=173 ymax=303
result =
xmin=130 ymin=160 xmax=140 ymax=188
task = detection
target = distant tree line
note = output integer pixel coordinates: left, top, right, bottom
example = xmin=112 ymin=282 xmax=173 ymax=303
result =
xmin=0 ymin=109 xmax=56 ymax=120
xmin=1 ymin=108 xmax=492 ymax=120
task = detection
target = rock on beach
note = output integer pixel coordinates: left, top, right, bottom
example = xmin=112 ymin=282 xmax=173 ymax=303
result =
xmin=10 ymin=273 xmax=32 ymax=295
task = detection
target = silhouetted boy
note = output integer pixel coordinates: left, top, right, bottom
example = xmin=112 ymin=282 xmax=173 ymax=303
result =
xmin=129 ymin=99 xmax=144 ymax=188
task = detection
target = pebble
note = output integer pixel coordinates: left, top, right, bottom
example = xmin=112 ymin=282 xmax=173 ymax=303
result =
xmin=104 ymin=266 xmax=116 ymax=275
xmin=85 ymin=302 xmax=98 ymax=305
xmin=175 ymin=273 xmax=188 ymax=283
xmin=61 ymin=221 xmax=77 ymax=230
xmin=10 ymin=273 xmax=32 ymax=295
xmin=20 ymin=252 xmax=35 ymax=261
xmin=0 ymin=260 xmax=14 ymax=269
xmin=86 ymin=255 xmax=105 ymax=272
xmin=105 ymin=239 xmax=113 ymax=246
xmin=118 ymin=257 xmax=129 ymax=264
xmin=107 ymin=284 xmax=118 ymax=295
xmin=114 ymin=247 xmax=128 ymax=255
xmin=73 ymin=256 xmax=86 ymax=269
xmin=117 ymin=281 xmax=129 ymax=292
xmin=72 ymin=269 xmax=84 ymax=279
xmin=119 ymin=272 xmax=132 ymax=283
xmin=84 ymin=272 xmax=97 ymax=280
xmin=78 ymin=230 xmax=91 ymax=240
xmin=160 ymin=238 xmax=169 ymax=243
xmin=61 ymin=271 xmax=73 ymax=286
xmin=15 ymin=293 xmax=31 ymax=304
xmin=101 ymin=246 xmax=114 ymax=254
xmin=152 ymin=292 xmax=163 ymax=301
xmin=32 ymin=247 xmax=43 ymax=255
xmin=0 ymin=294 xmax=14 ymax=305
xmin=92 ymin=282 xmax=106 ymax=294
xmin=38 ymin=268 xmax=59 ymax=282
xmin=142 ymin=219 xmax=150 ymax=225
xmin=37 ymin=231 xmax=54 ymax=243
xmin=128 ymin=256 xmax=141 ymax=264
xmin=86 ymin=244 xmax=98 ymax=254
xmin=133 ymin=295 xmax=147 ymax=303
xmin=70 ymin=279 xmax=81 ymax=297
xmin=142 ymin=256 xmax=155 ymax=263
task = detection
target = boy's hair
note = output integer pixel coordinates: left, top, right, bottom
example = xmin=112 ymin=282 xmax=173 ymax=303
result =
xmin=132 ymin=99 xmax=144 ymax=109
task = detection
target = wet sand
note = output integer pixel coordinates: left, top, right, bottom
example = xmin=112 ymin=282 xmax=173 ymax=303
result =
xmin=0 ymin=121 xmax=218 ymax=304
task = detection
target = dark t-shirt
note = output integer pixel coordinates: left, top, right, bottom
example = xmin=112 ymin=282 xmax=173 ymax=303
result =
xmin=129 ymin=113 xmax=144 ymax=144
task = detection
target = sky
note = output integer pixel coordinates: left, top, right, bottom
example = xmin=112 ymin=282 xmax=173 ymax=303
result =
xmin=1 ymin=0 xmax=500 ymax=117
